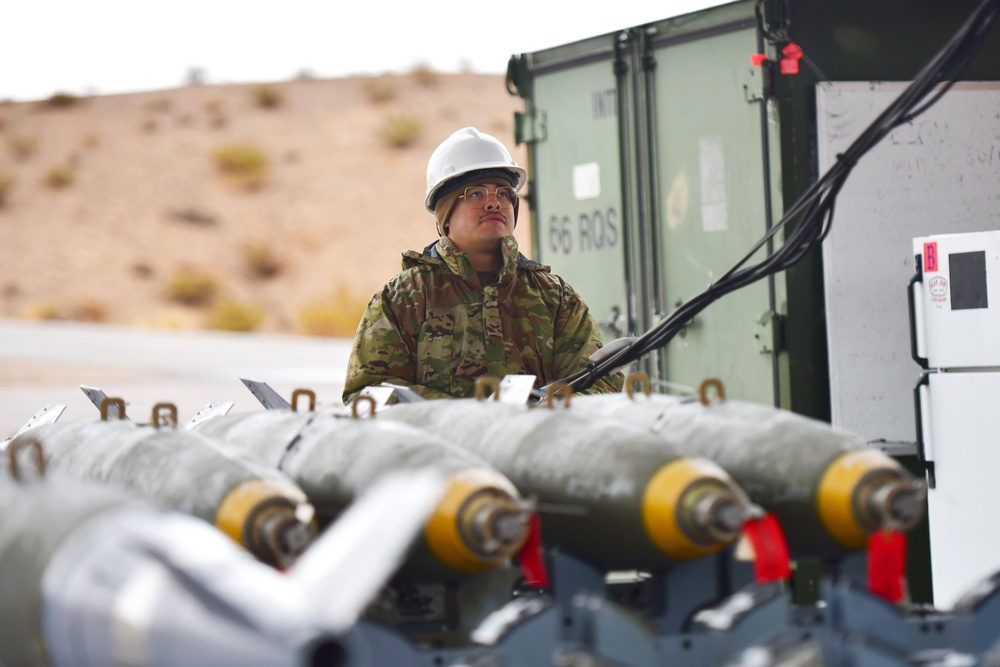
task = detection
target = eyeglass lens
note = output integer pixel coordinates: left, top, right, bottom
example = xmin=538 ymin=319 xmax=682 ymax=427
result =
xmin=462 ymin=186 xmax=516 ymax=208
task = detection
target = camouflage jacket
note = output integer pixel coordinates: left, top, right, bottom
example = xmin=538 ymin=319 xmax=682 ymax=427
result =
xmin=343 ymin=235 xmax=623 ymax=403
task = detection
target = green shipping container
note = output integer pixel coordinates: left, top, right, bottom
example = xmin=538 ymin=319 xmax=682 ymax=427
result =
xmin=506 ymin=0 xmax=1000 ymax=423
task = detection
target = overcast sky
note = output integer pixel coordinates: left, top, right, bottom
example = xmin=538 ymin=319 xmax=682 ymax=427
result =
xmin=3 ymin=1 xmax=730 ymax=101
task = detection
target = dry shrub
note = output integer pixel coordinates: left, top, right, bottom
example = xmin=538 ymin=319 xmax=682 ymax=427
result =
xmin=141 ymin=117 xmax=158 ymax=133
xmin=44 ymin=92 xmax=79 ymax=109
xmin=212 ymin=143 xmax=269 ymax=191
xmin=254 ymin=85 xmax=283 ymax=109
xmin=44 ymin=166 xmax=75 ymax=189
xmin=22 ymin=302 xmax=62 ymax=320
xmin=168 ymin=207 xmax=217 ymax=226
xmin=146 ymin=309 xmax=199 ymax=329
xmin=298 ymin=287 xmax=368 ymax=337
xmin=80 ymin=131 xmax=100 ymax=148
xmin=207 ymin=299 xmax=263 ymax=332
xmin=410 ymin=63 xmax=439 ymax=87
xmin=132 ymin=262 xmax=155 ymax=279
xmin=0 ymin=174 xmax=13 ymax=207
xmin=69 ymin=300 xmax=108 ymax=322
xmin=8 ymin=134 xmax=38 ymax=161
xmin=383 ymin=114 xmax=421 ymax=148
xmin=147 ymin=98 xmax=172 ymax=113
xmin=362 ymin=76 xmax=397 ymax=104
xmin=204 ymin=98 xmax=227 ymax=128
xmin=242 ymin=240 xmax=283 ymax=279
xmin=167 ymin=268 xmax=219 ymax=306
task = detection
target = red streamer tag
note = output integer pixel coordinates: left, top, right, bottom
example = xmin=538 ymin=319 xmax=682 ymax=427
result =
xmin=750 ymin=53 xmax=769 ymax=67
xmin=742 ymin=513 xmax=792 ymax=583
xmin=782 ymin=42 xmax=803 ymax=59
xmin=519 ymin=513 xmax=550 ymax=588
xmin=868 ymin=530 xmax=907 ymax=603
xmin=780 ymin=42 xmax=803 ymax=75
xmin=780 ymin=59 xmax=800 ymax=75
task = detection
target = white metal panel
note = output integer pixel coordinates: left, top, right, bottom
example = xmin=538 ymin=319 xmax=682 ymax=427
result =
xmin=816 ymin=82 xmax=1000 ymax=442
xmin=922 ymin=371 xmax=1000 ymax=609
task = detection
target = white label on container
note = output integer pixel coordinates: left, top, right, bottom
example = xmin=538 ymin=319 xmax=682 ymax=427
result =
xmin=572 ymin=162 xmax=601 ymax=200
xmin=699 ymin=135 xmax=729 ymax=232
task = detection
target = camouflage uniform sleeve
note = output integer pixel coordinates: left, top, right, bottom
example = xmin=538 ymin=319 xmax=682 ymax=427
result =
xmin=550 ymin=277 xmax=624 ymax=395
xmin=342 ymin=291 xmax=454 ymax=405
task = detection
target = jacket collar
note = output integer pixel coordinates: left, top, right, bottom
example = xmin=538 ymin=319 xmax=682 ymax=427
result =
xmin=407 ymin=236 xmax=540 ymax=284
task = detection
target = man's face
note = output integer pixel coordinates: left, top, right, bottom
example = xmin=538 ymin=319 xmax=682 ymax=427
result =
xmin=445 ymin=179 xmax=516 ymax=253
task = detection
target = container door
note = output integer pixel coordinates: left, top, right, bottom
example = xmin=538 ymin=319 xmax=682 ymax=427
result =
xmin=648 ymin=17 xmax=785 ymax=404
xmin=527 ymin=51 xmax=632 ymax=345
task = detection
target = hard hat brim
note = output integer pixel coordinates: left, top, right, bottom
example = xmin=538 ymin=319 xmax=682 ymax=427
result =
xmin=426 ymin=164 xmax=527 ymax=212
xmin=427 ymin=168 xmax=523 ymax=212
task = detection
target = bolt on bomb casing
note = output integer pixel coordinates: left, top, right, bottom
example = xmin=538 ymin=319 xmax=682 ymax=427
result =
xmin=7 ymin=419 xmax=315 ymax=568
xmin=379 ymin=398 xmax=753 ymax=572
xmin=192 ymin=409 xmax=530 ymax=580
xmin=570 ymin=384 xmax=926 ymax=557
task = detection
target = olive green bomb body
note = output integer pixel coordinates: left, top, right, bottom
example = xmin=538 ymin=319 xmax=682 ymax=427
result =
xmin=571 ymin=390 xmax=925 ymax=558
xmin=193 ymin=409 xmax=529 ymax=581
xmin=380 ymin=399 xmax=751 ymax=572
xmin=7 ymin=420 xmax=314 ymax=568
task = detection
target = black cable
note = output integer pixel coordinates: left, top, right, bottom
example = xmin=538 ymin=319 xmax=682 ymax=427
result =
xmin=562 ymin=0 xmax=1000 ymax=392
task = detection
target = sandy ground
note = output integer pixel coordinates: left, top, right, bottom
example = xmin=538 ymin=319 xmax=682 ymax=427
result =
xmin=0 ymin=72 xmax=530 ymax=336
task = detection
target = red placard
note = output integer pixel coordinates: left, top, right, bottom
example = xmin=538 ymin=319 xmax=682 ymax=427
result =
xmin=924 ymin=242 xmax=939 ymax=272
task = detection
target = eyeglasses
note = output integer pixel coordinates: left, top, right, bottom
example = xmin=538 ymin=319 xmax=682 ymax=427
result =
xmin=458 ymin=185 xmax=517 ymax=208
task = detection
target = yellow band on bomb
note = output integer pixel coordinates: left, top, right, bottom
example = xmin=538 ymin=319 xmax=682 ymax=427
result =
xmin=215 ymin=477 xmax=308 ymax=549
xmin=816 ymin=449 xmax=904 ymax=549
xmin=424 ymin=468 xmax=525 ymax=574
xmin=643 ymin=458 xmax=734 ymax=560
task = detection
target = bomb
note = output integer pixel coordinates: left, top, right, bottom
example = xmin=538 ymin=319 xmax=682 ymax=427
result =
xmin=0 ymin=437 xmax=451 ymax=667
xmin=192 ymin=396 xmax=530 ymax=581
xmin=569 ymin=377 xmax=926 ymax=557
xmin=0 ymin=441 xmax=322 ymax=667
xmin=378 ymin=382 xmax=754 ymax=572
xmin=5 ymin=401 xmax=315 ymax=568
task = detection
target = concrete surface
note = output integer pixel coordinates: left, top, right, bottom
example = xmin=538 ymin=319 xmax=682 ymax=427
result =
xmin=0 ymin=319 xmax=352 ymax=438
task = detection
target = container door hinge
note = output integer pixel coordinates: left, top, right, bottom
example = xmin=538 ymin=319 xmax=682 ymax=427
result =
xmin=756 ymin=310 xmax=785 ymax=354
xmin=743 ymin=60 xmax=773 ymax=103
xmin=514 ymin=109 xmax=547 ymax=146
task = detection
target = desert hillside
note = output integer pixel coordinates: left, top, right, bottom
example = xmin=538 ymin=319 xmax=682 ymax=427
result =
xmin=0 ymin=72 xmax=529 ymax=336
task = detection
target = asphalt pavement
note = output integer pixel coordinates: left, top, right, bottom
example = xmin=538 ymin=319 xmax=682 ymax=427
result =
xmin=0 ymin=319 xmax=353 ymax=438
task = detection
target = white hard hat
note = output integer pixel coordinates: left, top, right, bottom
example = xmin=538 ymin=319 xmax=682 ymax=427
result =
xmin=424 ymin=127 xmax=527 ymax=212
